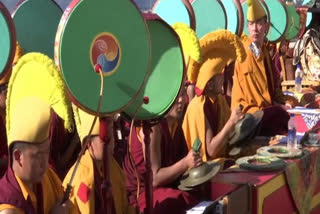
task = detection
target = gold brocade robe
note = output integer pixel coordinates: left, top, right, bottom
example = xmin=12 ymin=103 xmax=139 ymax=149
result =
xmin=63 ymin=150 xmax=135 ymax=214
xmin=231 ymin=38 xmax=284 ymax=113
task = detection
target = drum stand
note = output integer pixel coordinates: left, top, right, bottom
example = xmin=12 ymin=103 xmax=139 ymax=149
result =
xmin=142 ymin=121 xmax=153 ymax=214
xmin=100 ymin=117 xmax=115 ymax=214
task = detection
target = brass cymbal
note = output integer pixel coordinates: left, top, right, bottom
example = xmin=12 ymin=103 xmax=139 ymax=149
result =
xmin=179 ymin=160 xmax=221 ymax=188
xmin=229 ymin=110 xmax=264 ymax=145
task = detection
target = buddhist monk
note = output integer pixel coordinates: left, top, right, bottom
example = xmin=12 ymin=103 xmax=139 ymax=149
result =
xmin=0 ymin=53 xmax=72 ymax=214
xmin=231 ymin=0 xmax=290 ymax=136
xmin=123 ymin=89 xmax=202 ymax=214
xmin=183 ymin=30 xmax=246 ymax=161
xmin=63 ymin=106 xmax=135 ymax=214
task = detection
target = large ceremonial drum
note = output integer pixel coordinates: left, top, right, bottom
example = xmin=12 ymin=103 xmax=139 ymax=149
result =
xmin=0 ymin=2 xmax=15 ymax=77
xmin=191 ymin=0 xmax=227 ymax=39
xmin=264 ymin=0 xmax=288 ymax=43
xmin=55 ymin=0 xmax=151 ymax=115
xmin=12 ymin=0 xmax=62 ymax=59
xmin=220 ymin=0 xmax=244 ymax=36
xmin=285 ymin=4 xmax=300 ymax=41
xmin=152 ymin=0 xmax=195 ymax=30
xmin=124 ymin=15 xmax=184 ymax=121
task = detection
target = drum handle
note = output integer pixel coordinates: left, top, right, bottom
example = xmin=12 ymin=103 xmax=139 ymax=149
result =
xmin=62 ymin=64 xmax=105 ymax=203
xmin=128 ymin=97 xmax=150 ymax=201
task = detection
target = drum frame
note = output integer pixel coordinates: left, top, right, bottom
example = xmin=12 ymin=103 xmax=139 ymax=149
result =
xmin=152 ymin=0 xmax=196 ymax=30
xmin=191 ymin=0 xmax=228 ymax=39
xmin=123 ymin=14 xmax=185 ymax=124
xmin=263 ymin=0 xmax=289 ymax=43
xmin=0 ymin=2 xmax=16 ymax=79
xmin=55 ymin=0 xmax=152 ymax=117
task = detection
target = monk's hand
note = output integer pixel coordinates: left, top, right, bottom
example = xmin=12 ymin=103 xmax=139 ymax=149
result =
xmin=50 ymin=199 xmax=71 ymax=214
xmin=229 ymin=107 xmax=244 ymax=125
xmin=184 ymin=150 xmax=202 ymax=169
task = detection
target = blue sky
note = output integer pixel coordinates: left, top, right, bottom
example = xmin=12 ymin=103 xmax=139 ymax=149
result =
xmin=0 ymin=0 xmax=156 ymax=12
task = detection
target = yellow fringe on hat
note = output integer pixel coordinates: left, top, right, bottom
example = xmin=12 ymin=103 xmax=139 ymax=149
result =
xmin=188 ymin=30 xmax=246 ymax=85
xmin=172 ymin=22 xmax=201 ymax=62
xmin=172 ymin=22 xmax=201 ymax=82
xmin=6 ymin=53 xmax=73 ymax=136
xmin=72 ymin=104 xmax=99 ymax=143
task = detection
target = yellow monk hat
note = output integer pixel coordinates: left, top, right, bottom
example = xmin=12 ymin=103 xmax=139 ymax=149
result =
xmin=9 ymin=97 xmax=52 ymax=144
xmin=73 ymin=104 xmax=99 ymax=143
xmin=172 ymin=22 xmax=201 ymax=81
xmin=187 ymin=30 xmax=246 ymax=91
xmin=0 ymin=42 xmax=24 ymax=86
xmin=247 ymin=0 xmax=266 ymax=22
xmin=6 ymin=52 xmax=73 ymax=146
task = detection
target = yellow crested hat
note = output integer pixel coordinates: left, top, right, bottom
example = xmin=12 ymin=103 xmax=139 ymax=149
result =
xmin=73 ymin=104 xmax=99 ymax=143
xmin=6 ymin=53 xmax=73 ymax=146
xmin=172 ymin=22 xmax=201 ymax=81
xmin=247 ymin=0 xmax=266 ymax=22
xmin=187 ymin=30 xmax=246 ymax=91
xmin=0 ymin=42 xmax=24 ymax=86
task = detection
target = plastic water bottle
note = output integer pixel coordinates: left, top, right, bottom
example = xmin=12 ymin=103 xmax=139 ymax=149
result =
xmin=287 ymin=113 xmax=297 ymax=149
xmin=295 ymin=64 xmax=303 ymax=93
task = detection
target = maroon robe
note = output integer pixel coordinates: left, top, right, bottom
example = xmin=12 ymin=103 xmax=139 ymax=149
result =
xmin=123 ymin=119 xmax=199 ymax=214
xmin=0 ymin=167 xmax=43 ymax=214
xmin=49 ymin=112 xmax=80 ymax=179
xmin=261 ymin=55 xmax=290 ymax=136
xmin=0 ymin=115 xmax=8 ymax=178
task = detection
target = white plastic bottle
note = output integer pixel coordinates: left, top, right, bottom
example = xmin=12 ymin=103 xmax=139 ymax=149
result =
xmin=287 ymin=113 xmax=297 ymax=149
xmin=295 ymin=64 xmax=303 ymax=93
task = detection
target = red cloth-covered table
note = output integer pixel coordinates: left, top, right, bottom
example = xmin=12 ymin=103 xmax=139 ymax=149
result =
xmin=210 ymin=148 xmax=320 ymax=214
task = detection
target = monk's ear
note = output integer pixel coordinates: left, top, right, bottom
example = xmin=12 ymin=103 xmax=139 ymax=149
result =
xmin=13 ymin=149 xmax=23 ymax=166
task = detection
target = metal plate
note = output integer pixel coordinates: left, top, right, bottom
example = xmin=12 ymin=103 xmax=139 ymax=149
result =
xmin=257 ymin=146 xmax=303 ymax=159
xmin=55 ymin=0 xmax=151 ymax=115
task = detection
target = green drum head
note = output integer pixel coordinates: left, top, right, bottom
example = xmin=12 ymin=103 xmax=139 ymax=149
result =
xmin=220 ymin=0 xmax=244 ymax=36
xmin=152 ymin=0 xmax=195 ymax=30
xmin=124 ymin=15 xmax=184 ymax=121
xmin=192 ymin=0 xmax=227 ymax=39
xmin=55 ymin=0 xmax=151 ymax=116
xmin=0 ymin=2 xmax=15 ymax=78
xmin=285 ymin=4 xmax=300 ymax=41
xmin=241 ymin=0 xmax=269 ymax=37
xmin=12 ymin=0 xmax=62 ymax=59
xmin=264 ymin=0 xmax=288 ymax=43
